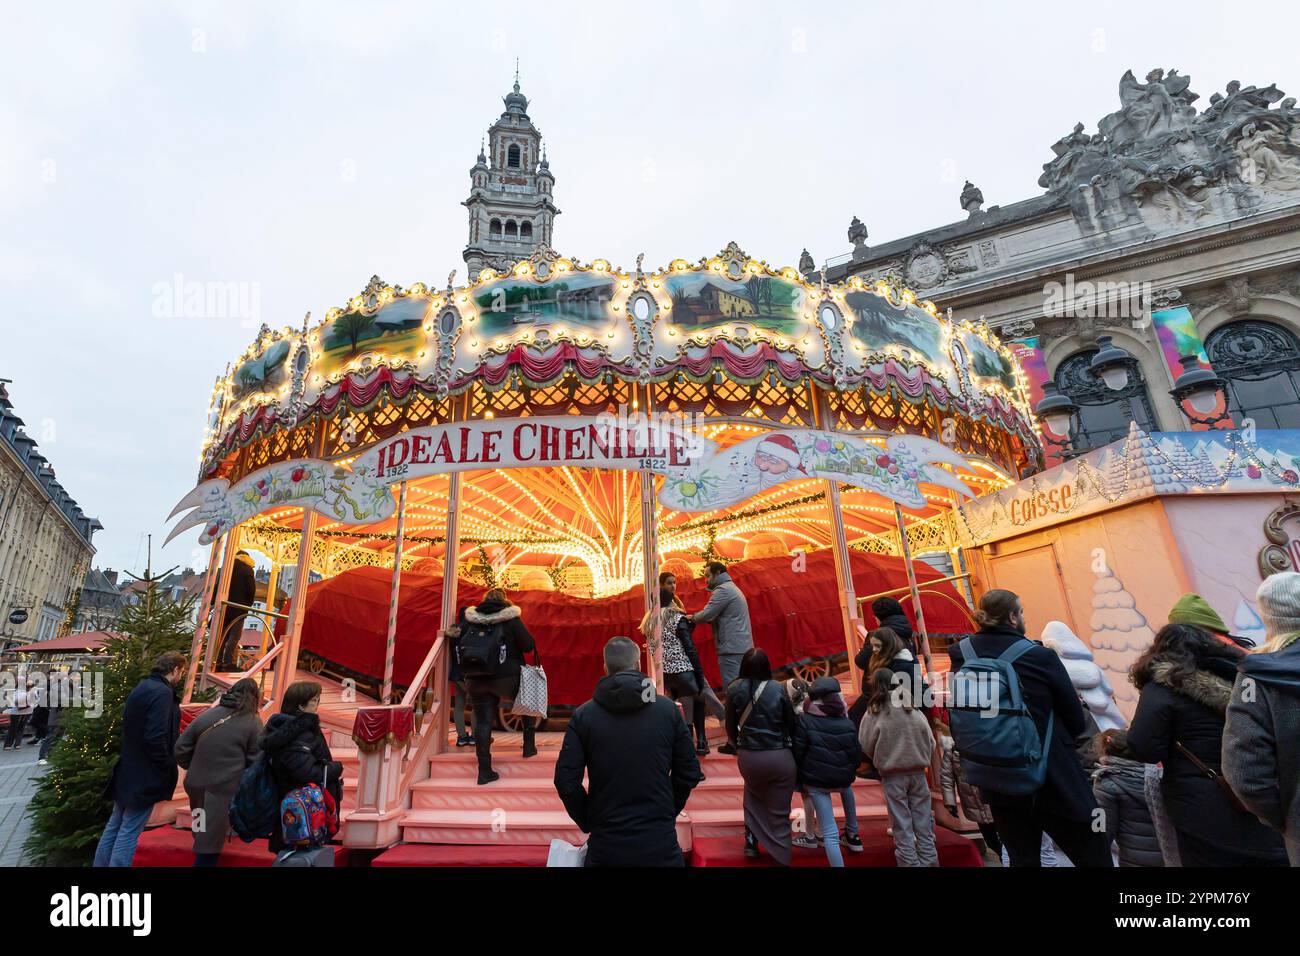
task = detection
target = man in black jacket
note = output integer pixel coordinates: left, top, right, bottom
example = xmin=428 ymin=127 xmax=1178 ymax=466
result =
xmin=948 ymin=590 xmax=1111 ymax=867
xmin=554 ymin=636 xmax=704 ymax=866
xmin=94 ymin=651 xmax=186 ymax=867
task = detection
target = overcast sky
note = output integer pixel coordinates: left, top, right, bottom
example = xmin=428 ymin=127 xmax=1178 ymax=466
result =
xmin=3 ymin=0 xmax=1298 ymax=575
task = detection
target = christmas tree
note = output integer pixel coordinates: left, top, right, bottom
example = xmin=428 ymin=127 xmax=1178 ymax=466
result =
xmin=1089 ymin=567 xmax=1155 ymax=717
xmin=23 ymin=569 xmax=194 ymax=866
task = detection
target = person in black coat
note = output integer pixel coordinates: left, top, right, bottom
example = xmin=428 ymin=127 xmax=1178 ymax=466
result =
xmin=792 ymin=676 xmax=863 ymax=864
xmin=947 ymin=589 xmax=1111 ymax=867
xmin=216 ymin=550 xmax=257 ymax=671
xmin=258 ymin=680 xmax=345 ymax=854
xmin=456 ymin=588 xmax=538 ymax=784
xmin=1127 ymin=623 xmax=1288 ymax=867
xmin=870 ymin=597 xmax=915 ymax=654
xmin=1091 ymin=729 xmax=1163 ymax=867
xmin=94 ymin=651 xmax=187 ymax=867
xmin=554 ymin=636 xmax=704 ymax=866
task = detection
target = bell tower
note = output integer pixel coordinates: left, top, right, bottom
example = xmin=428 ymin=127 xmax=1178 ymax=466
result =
xmin=462 ymin=68 xmax=559 ymax=276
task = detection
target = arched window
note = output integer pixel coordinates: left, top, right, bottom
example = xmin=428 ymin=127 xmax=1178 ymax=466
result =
xmin=505 ymin=220 xmax=518 ymax=238
xmin=1206 ymin=319 xmax=1300 ymax=428
xmin=489 ymin=219 xmax=502 ymax=238
xmin=1054 ymin=347 xmax=1158 ymax=449
xmin=520 ymin=221 xmax=533 ymax=240
xmin=507 ymin=144 xmax=521 ymax=168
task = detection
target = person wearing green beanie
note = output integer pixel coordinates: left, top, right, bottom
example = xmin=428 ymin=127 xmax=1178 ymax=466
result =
xmin=1167 ymin=593 xmax=1254 ymax=649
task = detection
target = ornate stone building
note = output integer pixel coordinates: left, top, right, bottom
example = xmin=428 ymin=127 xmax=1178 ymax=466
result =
xmin=814 ymin=69 xmax=1300 ymax=456
xmin=0 ymin=382 xmax=101 ymax=648
xmin=461 ymin=73 xmax=559 ymax=277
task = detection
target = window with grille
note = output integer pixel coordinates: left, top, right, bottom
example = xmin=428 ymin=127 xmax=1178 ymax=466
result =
xmin=1053 ymin=348 xmax=1157 ymax=449
xmin=1205 ymin=319 xmax=1300 ymax=429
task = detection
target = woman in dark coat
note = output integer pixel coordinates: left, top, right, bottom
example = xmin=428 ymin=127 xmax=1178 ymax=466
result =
xmin=870 ymin=597 xmax=915 ymax=654
xmin=258 ymin=680 xmax=344 ymax=854
xmin=454 ymin=588 xmax=538 ymax=785
xmin=857 ymin=626 xmax=921 ymax=700
xmin=1127 ymin=624 xmax=1288 ymax=867
xmin=175 ymin=677 xmax=262 ymax=865
xmin=1091 ymin=729 xmax=1163 ymax=867
xmin=726 ymin=648 xmax=797 ymax=864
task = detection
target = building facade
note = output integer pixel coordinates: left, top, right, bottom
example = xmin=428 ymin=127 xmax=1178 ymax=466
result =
xmin=461 ymin=75 xmax=559 ymax=277
xmin=812 ymin=69 xmax=1300 ymax=461
xmin=74 ymin=567 xmax=125 ymax=633
xmin=0 ymin=383 xmax=101 ymax=646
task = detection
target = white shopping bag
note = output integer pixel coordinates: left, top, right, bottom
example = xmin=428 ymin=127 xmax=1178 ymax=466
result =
xmin=546 ymin=838 xmax=588 ymax=868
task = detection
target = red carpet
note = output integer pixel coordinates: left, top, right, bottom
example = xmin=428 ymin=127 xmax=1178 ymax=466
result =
xmin=372 ymin=843 xmax=554 ymax=867
xmin=131 ymin=826 xmax=351 ymax=867
xmin=690 ymin=823 xmax=983 ymax=867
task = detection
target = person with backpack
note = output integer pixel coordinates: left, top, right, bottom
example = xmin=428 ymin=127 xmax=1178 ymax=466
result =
xmin=94 ymin=651 xmax=187 ymax=867
xmin=553 ymin=636 xmax=704 ymax=866
xmin=454 ymin=588 xmax=538 ymax=785
xmin=1223 ymin=571 xmax=1300 ymax=865
xmin=946 ymin=589 xmax=1111 ymax=867
xmin=1091 ymin=729 xmax=1163 ymax=867
xmin=791 ymin=676 xmax=863 ymax=865
xmin=1128 ymin=622 xmax=1287 ymax=866
xmin=725 ymin=647 xmax=797 ymax=863
xmin=174 ymin=677 xmax=263 ymax=866
xmin=443 ymin=607 xmax=473 ymax=748
xmin=259 ymin=681 xmax=344 ymax=856
xmin=858 ymin=668 xmax=938 ymax=866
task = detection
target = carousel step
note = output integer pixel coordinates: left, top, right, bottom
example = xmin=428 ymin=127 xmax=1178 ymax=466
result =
xmin=411 ymin=776 xmax=569 ymax=811
xmin=398 ymin=808 xmax=586 ymax=846
xmin=684 ymin=795 xmax=890 ymax=839
xmin=425 ymin=752 xmax=560 ymax=780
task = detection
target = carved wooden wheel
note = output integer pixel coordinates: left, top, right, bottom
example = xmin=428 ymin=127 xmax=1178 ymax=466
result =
xmin=496 ymin=703 xmax=548 ymax=733
xmin=790 ymin=659 xmax=831 ymax=682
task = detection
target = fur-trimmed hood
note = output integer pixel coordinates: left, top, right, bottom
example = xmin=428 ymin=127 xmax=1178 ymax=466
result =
xmin=1150 ymin=659 xmax=1234 ymax=714
xmin=464 ymin=603 xmax=522 ymax=625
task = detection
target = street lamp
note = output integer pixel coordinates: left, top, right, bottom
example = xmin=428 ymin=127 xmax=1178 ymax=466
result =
xmin=1089 ymin=335 xmax=1137 ymax=420
xmin=1169 ymin=354 xmax=1231 ymax=426
xmin=1034 ymin=382 xmax=1080 ymax=457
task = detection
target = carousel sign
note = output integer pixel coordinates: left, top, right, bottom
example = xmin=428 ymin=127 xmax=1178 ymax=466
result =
xmin=168 ymin=414 xmax=975 ymax=545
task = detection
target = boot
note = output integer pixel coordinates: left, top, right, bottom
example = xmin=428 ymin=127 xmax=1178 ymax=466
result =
xmin=744 ymin=829 xmax=760 ymax=859
xmin=475 ymin=723 xmax=497 ymax=784
xmin=521 ymin=719 xmax=538 ymax=759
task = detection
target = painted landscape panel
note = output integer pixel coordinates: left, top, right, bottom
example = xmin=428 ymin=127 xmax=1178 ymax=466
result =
xmin=472 ymin=273 xmax=617 ymax=338
xmin=964 ymin=331 xmax=1018 ymax=391
xmin=844 ymin=291 xmax=946 ymax=367
xmin=231 ymin=338 xmax=291 ymax=401
xmin=317 ymin=296 xmax=429 ymax=377
xmin=664 ymin=273 xmax=804 ymax=336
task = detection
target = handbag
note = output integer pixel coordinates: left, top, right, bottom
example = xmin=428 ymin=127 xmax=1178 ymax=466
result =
xmin=273 ymin=845 xmax=335 ymax=867
xmin=512 ymin=651 xmax=548 ymax=719
xmin=546 ymin=838 xmax=588 ymax=867
xmin=1174 ymin=740 xmax=1251 ymax=815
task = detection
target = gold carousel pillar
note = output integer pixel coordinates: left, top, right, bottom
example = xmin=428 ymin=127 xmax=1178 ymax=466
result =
xmin=200 ymin=525 xmax=242 ymax=688
xmin=811 ymin=385 xmax=861 ymax=687
xmin=434 ymin=394 xmax=469 ymax=751
xmin=380 ymin=481 xmax=409 ymax=704
xmin=259 ymin=556 xmax=281 ymax=660
xmin=184 ymin=538 xmax=225 ymax=702
xmin=638 ymin=383 xmax=663 ymax=691
xmin=893 ymin=502 xmax=934 ymax=674
xmin=272 ymin=508 xmax=319 ymax=709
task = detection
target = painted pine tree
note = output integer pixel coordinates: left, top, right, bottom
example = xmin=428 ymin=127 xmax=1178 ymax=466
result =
xmin=1088 ymin=566 xmax=1155 ymax=717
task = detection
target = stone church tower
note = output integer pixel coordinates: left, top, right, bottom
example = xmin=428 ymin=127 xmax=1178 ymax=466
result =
xmin=462 ymin=73 xmax=559 ymax=276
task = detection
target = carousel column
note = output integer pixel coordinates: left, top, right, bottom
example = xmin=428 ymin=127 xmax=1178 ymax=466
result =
xmin=259 ymin=557 xmax=281 ymax=660
xmin=811 ymin=386 xmax=862 ymax=687
xmin=893 ymin=502 xmax=934 ymax=674
xmin=638 ymin=384 xmax=663 ymax=691
xmin=200 ymin=526 xmax=242 ymax=687
xmin=436 ymin=470 xmax=464 ymax=753
xmin=271 ymin=509 xmax=319 ymax=710
xmin=380 ymin=480 xmax=409 ymax=704
xmin=184 ymin=538 xmax=225 ymax=701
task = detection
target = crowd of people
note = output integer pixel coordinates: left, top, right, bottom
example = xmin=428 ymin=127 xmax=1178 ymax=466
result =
xmin=1 ymin=670 xmax=68 ymax=763
xmin=76 ymin=555 xmax=1300 ymax=870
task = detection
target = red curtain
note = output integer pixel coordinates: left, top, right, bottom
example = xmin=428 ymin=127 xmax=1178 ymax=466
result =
xmin=292 ymin=550 xmax=971 ymax=706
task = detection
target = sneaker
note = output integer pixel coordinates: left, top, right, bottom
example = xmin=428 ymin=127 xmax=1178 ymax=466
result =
xmin=37 ymin=759 xmax=48 ymax=766
xmin=791 ymin=834 xmax=822 ymax=850
xmin=842 ymin=832 xmax=863 ymax=853
xmin=717 ymin=742 xmax=738 ymax=756
xmin=455 ymin=733 xmax=472 ymax=747
xmin=743 ymin=831 xmax=760 ymax=859
xmin=695 ymin=739 xmax=710 ymax=756
xmin=476 ymin=769 xmax=500 ymax=785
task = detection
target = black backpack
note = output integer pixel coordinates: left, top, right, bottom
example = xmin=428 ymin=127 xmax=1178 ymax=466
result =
xmin=458 ymin=619 xmax=507 ymax=677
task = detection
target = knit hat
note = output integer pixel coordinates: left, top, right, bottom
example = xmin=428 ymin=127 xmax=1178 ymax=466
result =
xmin=1168 ymin=593 xmax=1229 ymax=635
xmin=809 ymin=675 xmax=841 ymax=699
xmin=1257 ymin=572 xmax=1300 ymax=640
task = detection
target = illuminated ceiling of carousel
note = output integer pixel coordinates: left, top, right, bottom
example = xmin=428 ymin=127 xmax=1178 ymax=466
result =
xmin=243 ymin=422 xmax=1013 ymax=598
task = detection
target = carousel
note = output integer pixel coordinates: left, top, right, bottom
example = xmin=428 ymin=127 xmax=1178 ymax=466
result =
xmin=167 ymin=241 xmax=1040 ymax=727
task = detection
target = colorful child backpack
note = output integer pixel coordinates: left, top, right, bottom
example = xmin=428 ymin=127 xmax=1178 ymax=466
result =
xmin=280 ymin=783 xmax=333 ymax=848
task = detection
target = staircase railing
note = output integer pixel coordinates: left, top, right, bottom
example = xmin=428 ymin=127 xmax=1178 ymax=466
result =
xmin=342 ymin=631 xmax=449 ymax=849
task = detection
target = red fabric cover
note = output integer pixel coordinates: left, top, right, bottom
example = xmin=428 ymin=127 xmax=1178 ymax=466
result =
xmin=291 ymin=550 xmax=972 ymax=707
xmin=130 ymin=827 xmax=351 ymax=868
xmin=179 ymin=704 xmax=209 ymax=734
xmin=689 ymin=823 xmax=983 ymax=868
xmin=352 ymin=706 xmax=415 ymax=748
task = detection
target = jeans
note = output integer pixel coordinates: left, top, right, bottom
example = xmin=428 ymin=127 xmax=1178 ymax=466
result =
xmin=882 ymin=772 xmax=938 ymax=867
xmin=93 ymin=802 xmax=155 ymax=867
xmin=37 ymin=710 xmax=60 ymax=761
xmin=451 ymin=680 xmax=468 ymax=737
xmin=193 ymin=852 xmax=220 ymax=867
xmin=466 ymin=676 xmax=533 ymax=775
xmin=3 ymin=714 xmax=30 ymax=749
xmin=991 ymin=804 xmax=1113 ymax=867
xmin=804 ymin=787 xmax=859 ymax=867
